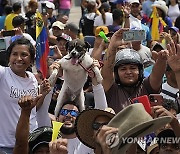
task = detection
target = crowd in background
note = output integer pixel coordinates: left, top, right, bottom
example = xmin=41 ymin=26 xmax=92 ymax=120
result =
xmin=0 ymin=0 xmax=179 ymax=153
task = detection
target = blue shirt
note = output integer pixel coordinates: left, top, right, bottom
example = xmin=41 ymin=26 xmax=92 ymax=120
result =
xmin=142 ymin=0 xmax=154 ymax=17
xmin=141 ymin=23 xmax=152 ymax=46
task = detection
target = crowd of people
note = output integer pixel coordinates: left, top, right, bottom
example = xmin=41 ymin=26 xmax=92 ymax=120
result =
xmin=0 ymin=0 xmax=179 ymax=153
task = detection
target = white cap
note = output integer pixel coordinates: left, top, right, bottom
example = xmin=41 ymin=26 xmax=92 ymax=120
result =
xmin=86 ymin=0 xmax=96 ymax=2
xmin=45 ymin=1 xmax=55 ymax=9
xmin=52 ymin=21 xmax=65 ymax=30
xmin=129 ymin=0 xmax=140 ymax=4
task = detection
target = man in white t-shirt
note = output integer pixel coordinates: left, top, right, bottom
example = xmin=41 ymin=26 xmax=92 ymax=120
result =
xmin=129 ymin=0 xmax=142 ymax=29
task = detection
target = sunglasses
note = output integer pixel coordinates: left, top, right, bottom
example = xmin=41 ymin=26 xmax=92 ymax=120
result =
xmin=59 ymin=109 xmax=79 ymax=117
xmin=92 ymin=122 xmax=108 ymax=130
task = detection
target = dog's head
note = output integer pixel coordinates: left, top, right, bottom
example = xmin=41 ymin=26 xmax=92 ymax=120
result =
xmin=66 ymin=39 xmax=91 ymax=65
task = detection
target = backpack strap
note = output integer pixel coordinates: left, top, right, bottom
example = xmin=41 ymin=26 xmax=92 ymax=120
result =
xmin=161 ymin=89 xmax=177 ymax=99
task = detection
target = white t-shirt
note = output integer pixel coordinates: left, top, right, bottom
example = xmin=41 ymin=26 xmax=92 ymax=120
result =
xmin=168 ymin=4 xmax=180 ymax=22
xmin=0 ymin=66 xmax=38 ymax=147
xmin=161 ymin=82 xmax=180 ymax=122
xmin=23 ymin=33 xmax=36 ymax=46
xmin=94 ymin=12 xmax=113 ymax=27
xmin=129 ymin=14 xmax=142 ymax=29
xmin=161 ymin=82 xmax=179 ymax=101
xmin=138 ymin=44 xmax=153 ymax=65
xmin=10 ymin=0 xmax=30 ymax=17
xmin=68 ymin=137 xmax=94 ymax=154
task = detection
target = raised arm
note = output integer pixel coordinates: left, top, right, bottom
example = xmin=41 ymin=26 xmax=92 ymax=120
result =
xmin=91 ymin=37 xmax=107 ymax=61
xmin=149 ymin=49 xmax=168 ymax=92
xmin=90 ymin=60 xmax=108 ymax=109
xmin=122 ymin=3 xmax=130 ymax=28
xmin=101 ymin=28 xmax=128 ymax=92
xmin=167 ymin=43 xmax=180 ymax=90
xmin=13 ymin=95 xmax=42 ymax=154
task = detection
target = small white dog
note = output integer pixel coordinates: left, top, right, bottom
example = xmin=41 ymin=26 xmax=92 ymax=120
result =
xmin=49 ymin=39 xmax=103 ymax=117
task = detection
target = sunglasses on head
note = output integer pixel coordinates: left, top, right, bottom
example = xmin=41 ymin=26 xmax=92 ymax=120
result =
xmin=59 ymin=109 xmax=79 ymax=117
xmin=92 ymin=122 xmax=108 ymax=130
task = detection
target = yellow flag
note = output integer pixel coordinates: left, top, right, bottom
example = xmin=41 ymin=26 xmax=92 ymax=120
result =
xmin=35 ymin=12 xmax=44 ymax=39
xmin=52 ymin=121 xmax=63 ymax=141
xmin=151 ymin=6 xmax=159 ymax=41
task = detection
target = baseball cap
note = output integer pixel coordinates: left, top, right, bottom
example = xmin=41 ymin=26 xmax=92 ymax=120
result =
xmin=157 ymin=129 xmax=176 ymax=146
xmin=169 ymin=26 xmax=179 ymax=33
xmin=65 ymin=22 xmax=79 ymax=35
xmin=129 ymin=0 xmax=140 ymax=4
xmin=95 ymin=26 xmax=110 ymax=37
xmin=151 ymin=42 xmax=164 ymax=51
xmin=115 ymin=0 xmax=126 ymax=4
xmin=28 ymin=126 xmax=61 ymax=153
xmin=52 ymin=21 xmax=65 ymax=30
xmin=45 ymin=1 xmax=55 ymax=9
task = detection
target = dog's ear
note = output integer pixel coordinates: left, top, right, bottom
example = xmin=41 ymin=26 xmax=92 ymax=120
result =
xmin=84 ymin=41 xmax=91 ymax=51
xmin=65 ymin=41 xmax=70 ymax=51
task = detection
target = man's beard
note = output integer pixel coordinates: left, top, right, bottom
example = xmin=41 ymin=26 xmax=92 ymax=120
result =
xmin=60 ymin=125 xmax=75 ymax=135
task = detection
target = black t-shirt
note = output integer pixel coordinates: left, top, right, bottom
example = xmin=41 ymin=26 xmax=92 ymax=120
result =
xmin=26 ymin=11 xmax=36 ymax=28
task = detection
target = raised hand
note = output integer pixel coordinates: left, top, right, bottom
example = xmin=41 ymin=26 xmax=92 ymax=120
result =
xmin=95 ymin=125 xmax=118 ymax=154
xmin=167 ymin=42 xmax=180 ymax=73
xmin=122 ymin=3 xmax=131 ymax=17
xmin=151 ymin=48 xmax=169 ymax=62
xmin=109 ymin=28 xmax=129 ymax=50
xmin=39 ymin=79 xmax=51 ymax=96
xmin=18 ymin=94 xmax=42 ymax=111
xmin=49 ymin=138 xmax=68 ymax=154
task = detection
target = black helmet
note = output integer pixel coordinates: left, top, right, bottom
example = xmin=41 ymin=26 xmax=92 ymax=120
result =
xmin=114 ymin=48 xmax=144 ymax=85
xmin=28 ymin=126 xmax=61 ymax=153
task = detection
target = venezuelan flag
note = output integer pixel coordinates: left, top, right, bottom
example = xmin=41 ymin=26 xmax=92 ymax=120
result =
xmin=35 ymin=12 xmax=49 ymax=78
xmin=150 ymin=6 xmax=160 ymax=41
xmin=150 ymin=6 xmax=167 ymax=41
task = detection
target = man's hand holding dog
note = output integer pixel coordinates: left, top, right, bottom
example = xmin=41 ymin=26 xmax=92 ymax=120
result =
xmin=89 ymin=59 xmax=102 ymax=86
xmin=49 ymin=60 xmax=62 ymax=77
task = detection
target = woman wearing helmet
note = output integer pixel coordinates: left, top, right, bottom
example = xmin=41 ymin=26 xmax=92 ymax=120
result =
xmin=101 ymin=28 xmax=168 ymax=113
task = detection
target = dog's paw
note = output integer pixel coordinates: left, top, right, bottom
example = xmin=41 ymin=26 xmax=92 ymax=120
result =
xmin=93 ymin=67 xmax=103 ymax=83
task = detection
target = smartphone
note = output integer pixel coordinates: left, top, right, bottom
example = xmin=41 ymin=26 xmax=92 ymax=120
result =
xmin=0 ymin=39 xmax=6 ymax=51
xmin=132 ymin=95 xmax=151 ymax=114
xmin=149 ymin=94 xmax=163 ymax=106
xmin=2 ymin=30 xmax=15 ymax=37
xmin=41 ymin=3 xmax=47 ymax=15
xmin=123 ymin=30 xmax=146 ymax=41
xmin=49 ymin=46 xmax=55 ymax=56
